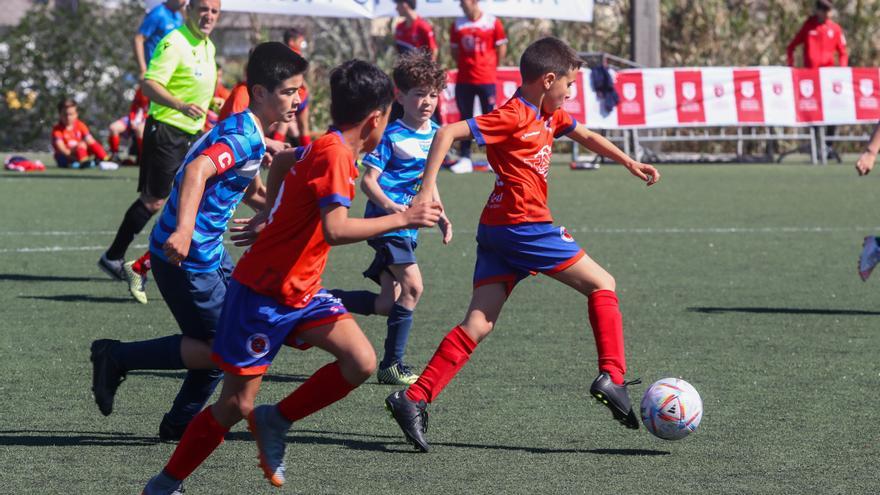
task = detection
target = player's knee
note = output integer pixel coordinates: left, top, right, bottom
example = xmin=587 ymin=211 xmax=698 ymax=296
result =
xmin=597 ymin=273 xmax=616 ymax=291
xmin=400 ymin=279 xmax=423 ymax=305
xmin=460 ymin=319 xmax=493 ymax=343
xmin=140 ymin=196 xmax=164 ymax=213
xmin=342 ymin=345 xmax=377 ymax=383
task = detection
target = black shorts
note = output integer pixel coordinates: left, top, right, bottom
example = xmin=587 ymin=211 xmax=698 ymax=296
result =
xmin=138 ymin=116 xmax=197 ymax=199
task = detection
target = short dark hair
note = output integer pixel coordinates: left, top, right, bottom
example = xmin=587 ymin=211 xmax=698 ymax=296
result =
xmin=519 ymin=37 xmax=584 ymax=83
xmin=395 ymin=0 xmax=416 ymax=9
xmin=246 ymin=42 xmax=309 ymax=96
xmin=392 ymin=50 xmax=446 ymax=93
xmin=329 ymin=60 xmax=394 ymax=125
xmin=283 ymin=27 xmax=305 ymax=45
xmin=57 ymin=98 xmax=76 ymax=112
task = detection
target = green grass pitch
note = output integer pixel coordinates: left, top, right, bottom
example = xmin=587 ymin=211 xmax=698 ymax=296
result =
xmin=1 ymin=157 xmax=878 ymax=494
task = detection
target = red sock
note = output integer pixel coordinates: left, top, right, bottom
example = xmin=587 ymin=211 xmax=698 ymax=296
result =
xmin=164 ymin=407 xmax=228 ymax=481
xmin=74 ymin=144 xmax=89 ymax=161
xmin=131 ymin=251 xmax=151 ymax=275
xmin=109 ymin=134 xmax=120 ymax=153
xmin=277 ymin=361 xmax=357 ymax=422
xmin=88 ymin=141 xmax=108 ymax=160
xmin=406 ymin=326 xmax=477 ymax=404
xmin=587 ymin=290 xmax=627 ymax=385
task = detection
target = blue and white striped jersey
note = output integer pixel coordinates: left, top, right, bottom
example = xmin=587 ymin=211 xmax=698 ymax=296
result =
xmin=362 ymin=119 xmax=439 ymax=240
xmin=150 ymin=110 xmax=266 ymax=272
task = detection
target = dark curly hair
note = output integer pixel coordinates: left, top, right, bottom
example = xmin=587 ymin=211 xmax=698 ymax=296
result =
xmin=392 ymin=50 xmax=447 ymax=94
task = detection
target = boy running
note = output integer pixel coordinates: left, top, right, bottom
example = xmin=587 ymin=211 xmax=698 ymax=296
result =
xmin=90 ymin=42 xmax=307 ymax=442
xmin=385 ymin=37 xmax=660 ymax=452
xmin=140 ymin=60 xmax=442 ymax=494
xmin=330 ymin=51 xmax=452 ymax=385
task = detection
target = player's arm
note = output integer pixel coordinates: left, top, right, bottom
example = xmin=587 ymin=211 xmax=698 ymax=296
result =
xmin=361 ymin=167 xmax=407 ymax=213
xmin=567 ymin=124 xmax=660 ymax=186
xmin=133 ymin=33 xmax=148 ymax=80
xmin=786 ymin=22 xmax=808 ymax=66
xmin=296 ymin=105 xmax=311 ymax=145
xmin=414 ymin=120 xmax=473 ymax=205
xmin=837 ymin=31 xmax=849 ymax=67
xmin=856 ymin=121 xmax=880 ymax=176
xmin=242 ymin=173 xmax=267 ymax=211
xmin=321 ymin=202 xmax=441 ymax=246
xmin=53 ymin=135 xmax=71 ymax=157
xmin=163 ymin=156 xmax=218 ymax=264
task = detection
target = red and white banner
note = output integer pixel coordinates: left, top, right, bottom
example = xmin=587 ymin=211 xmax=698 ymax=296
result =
xmin=441 ymin=66 xmax=880 ymax=129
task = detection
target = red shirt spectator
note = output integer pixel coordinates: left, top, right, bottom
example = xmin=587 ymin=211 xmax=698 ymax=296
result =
xmin=786 ymin=2 xmax=848 ymax=68
xmin=393 ymin=0 xmax=437 ymax=60
xmin=450 ymin=11 xmax=507 ymax=84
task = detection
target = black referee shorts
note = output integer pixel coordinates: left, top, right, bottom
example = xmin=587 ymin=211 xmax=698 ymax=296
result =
xmin=138 ymin=116 xmax=198 ymax=199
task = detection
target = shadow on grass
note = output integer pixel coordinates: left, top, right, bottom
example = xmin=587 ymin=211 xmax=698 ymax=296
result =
xmin=0 ymin=429 xmax=157 ymax=447
xmin=19 ymin=294 xmax=132 ymax=303
xmin=688 ymin=306 xmax=880 ymax=316
xmin=227 ymin=430 xmax=670 ymax=456
xmin=129 ymin=370 xmax=310 ymax=384
xmin=0 ymin=273 xmax=102 ymax=282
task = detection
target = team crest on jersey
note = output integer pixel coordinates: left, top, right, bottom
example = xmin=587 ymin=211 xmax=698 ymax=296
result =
xmin=525 ymin=145 xmax=553 ymax=178
xmin=246 ymin=333 xmax=271 ymax=358
xmin=560 ymin=226 xmax=574 ymax=242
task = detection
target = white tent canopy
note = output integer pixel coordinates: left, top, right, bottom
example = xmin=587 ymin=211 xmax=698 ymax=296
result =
xmin=146 ymin=0 xmax=594 ymax=22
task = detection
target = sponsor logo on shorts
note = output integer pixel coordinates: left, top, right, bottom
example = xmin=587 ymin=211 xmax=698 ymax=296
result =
xmin=246 ymin=333 xmax=271 ymax=359
xmin=560 ymin=226 xmax=574 ymax=242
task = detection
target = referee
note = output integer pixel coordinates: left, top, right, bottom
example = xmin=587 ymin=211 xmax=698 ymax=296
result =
xmin=99 ymin=0 xmax=220 ymax=279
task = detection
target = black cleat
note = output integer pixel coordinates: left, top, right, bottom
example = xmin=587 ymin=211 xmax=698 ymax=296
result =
xmin=590 ymin=373 xmax=640 ymax=429
xmin=385 ymin=390 xmax=430 ymax=452
xmin=90 ymin=339 xmax=126 ymax=416
xmin=158 ymin=414 xmax=188 ymax=442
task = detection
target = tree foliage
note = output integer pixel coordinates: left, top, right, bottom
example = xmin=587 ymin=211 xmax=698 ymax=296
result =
xmin=0 ymin=0 xmax=142 ymax=150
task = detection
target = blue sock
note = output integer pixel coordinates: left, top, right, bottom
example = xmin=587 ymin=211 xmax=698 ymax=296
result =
xmin=381 ymin=303 xmax=414 ymax=368
xmin=328 ymin=289 xmax=377 ymax=315
xmin=164 ymin=368 xmax=223 ymax=426
xmin=111 ymin=334 xmax=184 ymax=371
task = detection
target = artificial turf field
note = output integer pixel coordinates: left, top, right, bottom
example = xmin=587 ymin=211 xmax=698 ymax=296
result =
xmin=1 ymin=157 xmax=878 ymax=494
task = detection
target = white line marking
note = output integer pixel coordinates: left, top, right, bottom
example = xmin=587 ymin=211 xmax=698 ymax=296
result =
xmin=1 ymin=225 xmax=877 ymax=255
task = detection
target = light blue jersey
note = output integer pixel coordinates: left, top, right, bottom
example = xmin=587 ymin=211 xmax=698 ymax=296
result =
xmin=139 ymin=4 xmax=183 ymax=64
xmin=150 ymin=110 xmax=266 ymax=272
xmin=362 ymin=119 xmax=439 ymax=240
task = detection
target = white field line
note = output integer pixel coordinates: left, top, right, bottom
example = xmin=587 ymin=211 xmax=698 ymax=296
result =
xmin=1 ymin=225 xmax=878 ymax=255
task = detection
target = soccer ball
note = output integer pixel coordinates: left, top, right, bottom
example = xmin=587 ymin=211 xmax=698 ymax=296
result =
xmin=640 ymin=377 xmax=703 ymax=440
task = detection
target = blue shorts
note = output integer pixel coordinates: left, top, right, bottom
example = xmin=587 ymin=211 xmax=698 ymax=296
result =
xmin=473 ymin=222 xmax=585 ymax=295
xmin=152 ymin=250 xmax=233 ymax=341
xmin=362 ymin=236 xmax=418 ymax=285
xmin=212 ymin=280 xmax=352 ymax=375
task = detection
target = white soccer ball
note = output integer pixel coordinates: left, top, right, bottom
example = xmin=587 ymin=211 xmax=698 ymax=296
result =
xmin=640 ymin=377 xmax=703 ymax=440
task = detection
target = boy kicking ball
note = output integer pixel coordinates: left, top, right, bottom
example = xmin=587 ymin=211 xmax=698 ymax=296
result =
xmin=385 ymin=37 xmax=660 ymax=452
xmin=330 ymin=51 xmax=452 ymax=385
xmin=141 ymin=60 xmax=441 ymax=494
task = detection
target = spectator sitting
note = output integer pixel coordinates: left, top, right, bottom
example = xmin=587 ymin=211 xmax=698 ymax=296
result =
xmin=52 ymin=98 xmax=112 ymax=169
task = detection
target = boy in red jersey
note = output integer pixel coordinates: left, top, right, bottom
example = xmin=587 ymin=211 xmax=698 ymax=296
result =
xmin=385 ymin=37 xmax=660 ymax=452
xmin=140 ymin=60 xmax=442 ymax=494
xmin=51 ymin=99 xmax=112 ymax=169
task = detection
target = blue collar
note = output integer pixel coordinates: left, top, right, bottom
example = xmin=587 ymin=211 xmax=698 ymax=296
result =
xmin=515 ymin=89 xmax=541 ymax=122
xmin=328 ymin=126 xmax=345 ymax=143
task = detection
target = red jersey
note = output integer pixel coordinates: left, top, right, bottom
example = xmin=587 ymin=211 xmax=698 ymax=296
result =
xmin=129 ymin=87 xmax=150 ymax=126
xmin=450 ymin=13 xmax=507 ymax=85
xmin=394 ymin=17 xmax=437 ymax=55
xmin=218 ymin=82 xmax=310 ymax=122
xmin=467 ymin=93 xmax=577 ymax=226
xmin=232 ymin=130 xmax=358 ymax=308
xmin=51 ymin=119 xmax=92 ymax=154
xmin=786 ymin=16 xmax=848 ymax=68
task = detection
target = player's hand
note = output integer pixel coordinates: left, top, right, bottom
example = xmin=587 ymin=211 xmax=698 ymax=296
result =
xmin=385 ymin=202 xmax=409 ymax=214
xmin=265 ymin=138 xmax=290 ymax=156
xmin=411 ymin=187 xmax=438 ymax=208
xmin=627 ymin=160 xmax=660 ymax=186
xmin=179 ymin=103 xmax=207 ymax=119
xmin=163 ymin=231 xmax=192 ymax=266
xmin=229 ymin=211 xmax=269 ymax=247
xmin=403 ymin=201 xmax=442 ymax=229
xmin=856 ymin=151 xmax=877 ymax=176
xmin=438 ymin=214 xmax=453 ymax=244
